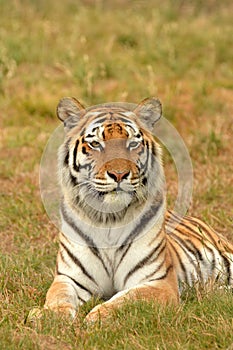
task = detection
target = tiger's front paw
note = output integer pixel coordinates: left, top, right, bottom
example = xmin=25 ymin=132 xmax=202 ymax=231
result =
xmin=44 ymin=302 xmax=76 ymax=319
xmin=85 ymin=303 xmax=111 ymax=324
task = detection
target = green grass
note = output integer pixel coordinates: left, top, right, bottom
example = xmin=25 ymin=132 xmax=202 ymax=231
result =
xmin=1 ymin=289 xmax=233 ymax=350
xmin=0 ymin=0 xmax=233 ymax=349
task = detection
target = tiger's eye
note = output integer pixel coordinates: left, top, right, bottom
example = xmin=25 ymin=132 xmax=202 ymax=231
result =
xmin=89 ymin=141 xmax=101 ymax=148
xmin=129 ymin=141 xmax=140 ymax=149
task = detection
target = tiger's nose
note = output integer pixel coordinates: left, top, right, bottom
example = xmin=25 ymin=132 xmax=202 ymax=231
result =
xmin=107 ymin=170 xmax=130 ymax=183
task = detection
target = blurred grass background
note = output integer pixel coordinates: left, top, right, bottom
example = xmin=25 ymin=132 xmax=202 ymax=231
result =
xmin=0 ymin=0 xmax=233 ymax=349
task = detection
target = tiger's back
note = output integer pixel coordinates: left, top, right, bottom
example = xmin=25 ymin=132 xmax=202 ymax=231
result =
xmin=166 ymin=211 xmax=233 ymax=288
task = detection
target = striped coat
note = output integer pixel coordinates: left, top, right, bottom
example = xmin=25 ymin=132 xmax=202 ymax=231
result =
xmin=45 ymin=97 xmax=233 ymax=322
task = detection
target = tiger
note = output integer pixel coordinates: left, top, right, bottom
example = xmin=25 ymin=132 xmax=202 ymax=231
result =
xmin=44 ymin=97 xmax=233 ymax=322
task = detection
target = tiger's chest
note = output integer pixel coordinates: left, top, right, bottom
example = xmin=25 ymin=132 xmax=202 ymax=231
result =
xmin=59 ymin=227 xmax=165 ymax=300
xmin=58 ymin=200 xmax=166 ymax=299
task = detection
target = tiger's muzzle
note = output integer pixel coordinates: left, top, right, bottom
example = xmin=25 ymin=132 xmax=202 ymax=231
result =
xmin=93 ymin=157 xmax=140 ymax=193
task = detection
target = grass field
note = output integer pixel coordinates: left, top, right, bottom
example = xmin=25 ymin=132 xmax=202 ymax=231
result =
xmin=0 ymin=0 xmax=233 ymax=349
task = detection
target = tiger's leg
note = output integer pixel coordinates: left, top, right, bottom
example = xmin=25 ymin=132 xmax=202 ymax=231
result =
xmin=85 ymin=271 xmax=179 ymax=323
xmin=45 ymin=274 xmax=92 ymax=318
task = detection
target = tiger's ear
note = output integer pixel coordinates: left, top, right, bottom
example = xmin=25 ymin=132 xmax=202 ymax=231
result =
xmin=134 ymin=97 xmax=162 ymax=129
xmin=57 ymin=97 xmax=85 ymax=130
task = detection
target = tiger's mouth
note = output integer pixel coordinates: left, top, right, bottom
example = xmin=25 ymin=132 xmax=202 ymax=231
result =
xmin=75 ymin=174 xmax=148 ymax=218
xmin=93 ymin=183 xmax=142 ymax=200
xmin=97 ymin=187 xmax=135 ymax=198
xmin=93 ymin=178 xmax=147 ymax=206
xmin=90 ymin=174 xmax=148 ymax=200
xmin=75 ymin=182 xmax=135 ymax=215
xmin=92 ymin=175 xmax=144 ymax=193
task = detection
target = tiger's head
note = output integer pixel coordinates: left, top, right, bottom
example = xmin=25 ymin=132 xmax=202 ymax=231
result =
xmin=58 ymin=97 xmax=165 ymax=225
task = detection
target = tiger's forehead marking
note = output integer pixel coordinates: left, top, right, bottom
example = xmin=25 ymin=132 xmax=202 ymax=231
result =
xmin=101 ymin=122 xmax=132 ymax=140
xmin=84 ymin=110 xmax=139 ymax=140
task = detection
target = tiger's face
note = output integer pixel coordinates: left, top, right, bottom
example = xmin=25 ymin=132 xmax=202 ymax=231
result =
xmin=58 ymin=98 xmax=165 ymax=224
